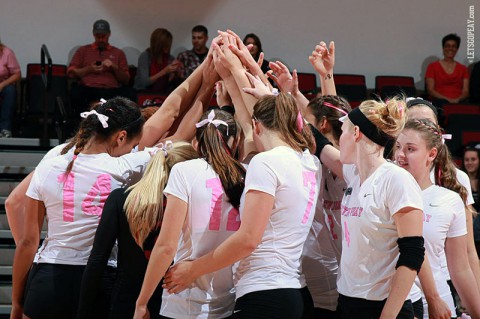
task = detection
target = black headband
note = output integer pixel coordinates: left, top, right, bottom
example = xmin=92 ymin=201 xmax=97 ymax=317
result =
xmin=406 ymin=98 xmax=438 ymax=117
xmin=348 ymin=108 xmax=393 ymax=147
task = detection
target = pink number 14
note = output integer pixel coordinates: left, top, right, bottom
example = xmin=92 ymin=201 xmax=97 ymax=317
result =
xmin=58 ymin=172 xmax=111 ymax=222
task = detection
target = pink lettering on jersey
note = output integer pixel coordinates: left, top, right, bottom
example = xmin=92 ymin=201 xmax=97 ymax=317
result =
xmin=82 ymin=174 xmax=111 ymax=216
xmin=302 ymin=171 xmax=317 ymax=224
xmin=226 ymin=207 xmax=240 ymax=231
xmin=423 ymin=212 xmax=433 ymax=223
xmin=58 ymin=172 xmax=75 ymax=222
xmin=344 ymin=221 xmax=350 ymax=248
xmin=324 ymin=200 xmax=341 ymax=211
xmin=206 ymin=178 xmax=223 ymax=231
xmin=341 ymin=205 xmax=363 ymax=218
xmin=327 ymin=214 xmax=338 ymax=240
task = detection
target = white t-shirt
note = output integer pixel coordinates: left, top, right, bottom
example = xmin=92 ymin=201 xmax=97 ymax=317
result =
xmin=234 ymin=146 xmax=321 ymax=299
xmin=430 ymin=167 xmax=473 ymax=281
xmin=161 ymin=158 xmax=239 ymax=319
xmin=26 ymin=151 xmax=151 ymax=265
xmin=337 ymin=162 xmax=423 ymax=300
xmin=302 ymin=166 xmax=344 ymax=310
xmin=414 ymin=185 xmax=466 ymax=318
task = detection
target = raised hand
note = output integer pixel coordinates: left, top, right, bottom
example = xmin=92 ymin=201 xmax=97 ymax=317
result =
xmin=243 ymin=72 xmax=273 ymax=99
xmin=267 ymin=61 xmax=299 ymax=95
xmin=309 ymin=41 xmax=335 ymax=78
xmin=216 ymin=81 xmax=232 ymax=106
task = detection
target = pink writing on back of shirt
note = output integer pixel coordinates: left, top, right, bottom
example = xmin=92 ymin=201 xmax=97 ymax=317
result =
xmin=302 ymin=171 xmax=317 ymax=224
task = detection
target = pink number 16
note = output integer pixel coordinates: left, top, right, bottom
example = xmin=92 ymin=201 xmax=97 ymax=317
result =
xmin=206 ymin=178 xmax=240 ymax=231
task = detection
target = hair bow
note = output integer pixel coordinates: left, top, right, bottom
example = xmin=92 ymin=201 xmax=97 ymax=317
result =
xmin=441 ymin=134 xmax=452 ymax=144
xmin=156 ymin=140 xmax=174 ymax=156
xmin=195 ymin=110 xmax=229 ymax=135
xmin=80 ymin=110 xmax=109 ymax=128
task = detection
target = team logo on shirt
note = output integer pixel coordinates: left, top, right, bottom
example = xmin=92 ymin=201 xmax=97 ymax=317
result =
xmin=344 ymin=187 xmax=352 ymax=195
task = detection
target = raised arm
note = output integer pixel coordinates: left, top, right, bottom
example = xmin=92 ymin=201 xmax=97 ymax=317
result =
xmin=138 ymin=60 xmax=205 ymax=149
xmin=309 ymin=41 xmax=336 ymax=96
xmin=268 ymin=62 xmax=310 ymax=112
xmin=166 ymin=44 xmax=219 ymax=142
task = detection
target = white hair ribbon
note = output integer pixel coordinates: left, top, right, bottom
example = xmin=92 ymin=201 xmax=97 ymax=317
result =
xmin=441 ymin=134 xmax=452 ymax=144
xmin=100 ymin=98 xmax=107 ymax=104
xmin=156 ymin=140 xmax=174 ymax=156
xmin=80 ymin=110 xmax=109 ymax=128
xmin=195 ymin=110 xmax=229 ymax=135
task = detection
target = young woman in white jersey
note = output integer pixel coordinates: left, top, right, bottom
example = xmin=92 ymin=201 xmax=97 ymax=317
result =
xmin=77 ymin=141 xmax=198 ymax=319
xmin=162 ymin=93 xmax=320 ymax=319
xmin=395 ymin=118 xmax=480 ymax=318
xmin=133 ymin=109 xmax=246 ymax=319
xmin=318 ymin=98 xmax=425 ymax=318
xmin=301 ymin=95 xmax=351 ymax=318
xmin=11 ymin=97 xmax=151 ymax=319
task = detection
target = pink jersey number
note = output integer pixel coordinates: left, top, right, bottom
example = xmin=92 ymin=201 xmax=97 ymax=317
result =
xmin=206 ymin=178 xmax=240 ymax=231
xmin=58 ymin=172 xmax=75 ymax=222
xmin=302 ymin=171 xmax=317 ymax=224
xmin=82 ymin=174 xmax=111 ymax=216
xmin=327 ymin=215 xmax=338 ymax=240
xmin=59 ymin=173 xmax=111 ymax=221
xmin=344 ymin=221 xmax=350 ymax=248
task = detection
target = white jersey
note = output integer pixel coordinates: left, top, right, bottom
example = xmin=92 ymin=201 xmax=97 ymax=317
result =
xmin=161 ymin=158 xmax=239 ymax=319
xmin=414 ymin=185 xmax=466 ymax=317
xmin=430 ymin=167 xmax=473 ymax=281
xmin=337 ymin=162 xmax=423 ymax=300
xmin=26 ymin=151 xmax=151 ymax=265
xmin=234 ymin=146 xmax=321 ymax=299
xmin=302 ymin=165 xmax=344 ymax=310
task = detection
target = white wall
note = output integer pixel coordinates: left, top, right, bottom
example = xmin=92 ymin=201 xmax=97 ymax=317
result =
xmin=1 ymin=0 xmax=477 ymax=88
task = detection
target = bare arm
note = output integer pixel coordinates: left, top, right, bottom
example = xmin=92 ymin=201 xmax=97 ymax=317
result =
xmin=163 ymin=190 xmax=274 ymax=294
xmin=11 ymin=198 xmax=45 ymax=319
xmin=320 ymin=145 xmax=343 ymax=179
xmin=309 ymin=41 xmax=337 ymax=96
xmin=133 ymin=196 xmax=187 ymax=319
xmin=138 ymin=62 xmax=204 ymax=149
xmin=417 ymin=255 xmax=451 ymax=319
xmin=381 ymin=208 xmax=423 ymax=319
xmin=0 ymin=71 xmax=20 ymax=90
xmin=5 ymin=172 xmax=34 ymax=244
xmin=446 ymin=235 xmax=480 ymax=318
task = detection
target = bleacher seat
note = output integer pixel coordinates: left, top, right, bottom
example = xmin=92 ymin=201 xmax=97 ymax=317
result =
xmin=334 ymin=74 xmax=367 ymax=107
xmin=375 ymin=75 xmax=416 ymax=99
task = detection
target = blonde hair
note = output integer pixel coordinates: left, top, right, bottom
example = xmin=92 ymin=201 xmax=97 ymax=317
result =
xmin=358 ymin=97 xmax=407 ymax=139
xmin=124 ymin=141 xmax=198 ymax=247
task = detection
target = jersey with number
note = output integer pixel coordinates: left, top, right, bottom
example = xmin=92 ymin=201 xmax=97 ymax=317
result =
xmin=337 ymin=162 xmax=423 ymax=300
xmin=234 ymin=146 xmax=320 ymax=299
xmin=26 ymin=151 xmax=151 ymax=265
xmin=161 ymin=158 xmax=241 ymax=319
xmin=302 ymin=165 xmax=344 ymax=310
xmin=414 ymin=185 xmax=466 ymax=317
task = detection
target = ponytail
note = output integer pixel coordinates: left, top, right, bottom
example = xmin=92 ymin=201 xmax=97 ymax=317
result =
xmin=125 ymin=141 xmax=198 ymax=247
xmin=196 ymin=110 xmax=246 ymax=209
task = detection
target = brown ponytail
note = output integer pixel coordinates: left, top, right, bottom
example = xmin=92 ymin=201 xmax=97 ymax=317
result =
xmin=196 ymin=110 xmax=246 ymax=209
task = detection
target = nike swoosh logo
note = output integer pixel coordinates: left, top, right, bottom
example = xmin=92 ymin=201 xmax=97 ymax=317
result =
xmin=364 ymin=194 xmax=373 ymax=197
xmin=429 ymin=203 xmax=441 ymax=207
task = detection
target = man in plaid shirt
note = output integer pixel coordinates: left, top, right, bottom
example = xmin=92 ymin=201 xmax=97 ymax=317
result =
xmin=176 ymin=25 xmax=209 ymax=81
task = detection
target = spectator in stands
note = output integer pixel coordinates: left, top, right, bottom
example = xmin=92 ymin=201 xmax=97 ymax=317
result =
xmin=176 ymin=25 xmax=209 ymax=81
xmin=134 ymin=28 xmax=181 ymax=94
xmin=0 ymin=38 xmax=21 ymax=138
xmin=469 ymin=61 xmax=480 ymax=103
xmin=425 ymin=34 xmax=469 ymax=107
xmin=243 ymin=33 xmax=270 ymax=74
xmin=463 ymin=145 xmax=480 ymax=212
xmin=68 ymin=19 xmax=135 ymax=115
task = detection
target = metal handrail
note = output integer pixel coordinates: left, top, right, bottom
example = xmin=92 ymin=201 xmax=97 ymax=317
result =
xmin=40 ymin=45 xmax=52 ymax=147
